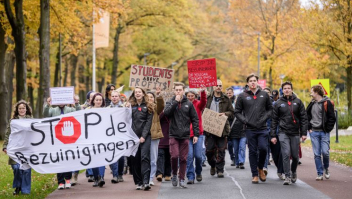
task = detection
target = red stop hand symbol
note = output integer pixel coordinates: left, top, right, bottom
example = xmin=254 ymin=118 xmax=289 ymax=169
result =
xmin=55 ymin=117 xmax=81 ymax=144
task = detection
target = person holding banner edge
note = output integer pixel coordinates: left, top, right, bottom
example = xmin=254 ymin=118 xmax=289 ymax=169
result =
xmin=128 ymin=87 xmax=154 ymax=191
xmin=3 ymin=100 xmax=33 ymax=195
xmin=44 ymin=96 xmax=82 ymax=190
xmin=164 ymin=82 xmax=200 ymax=188
xmin=85 ymin=93 xmax=108 ymax=188
xmin=205 ymin=79 xmax=233 ymax=178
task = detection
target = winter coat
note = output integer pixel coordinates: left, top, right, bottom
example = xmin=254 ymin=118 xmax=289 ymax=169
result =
xmin=205 ymin=92 xmax=234 ymax=137
xmin=164 ymin=96 xmax=200 ymax=139
xmin=234 ymin=88 xmax=273 ymax=131
xmin=271 ymin=94 xmax=308 ymax=137
xmin=306 ymin=96 xmax=336 ymax=133
xmin=190 ymin=90 xmax=207 ymax=137
xmin=131 ymin=102 xmax=153 ymax=139
xmin=151 ymin=96 xmax=165 ymax=140
xmin=2 ymin=115 xmax=32 ymax=165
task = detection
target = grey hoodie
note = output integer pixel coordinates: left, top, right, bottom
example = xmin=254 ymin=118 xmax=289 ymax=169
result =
xmin=310 ymin=96 xmax=329 ymax=131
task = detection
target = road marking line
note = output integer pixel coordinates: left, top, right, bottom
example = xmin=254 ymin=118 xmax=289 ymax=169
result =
xmin=224 ymin=168 xmax=246 ymax=199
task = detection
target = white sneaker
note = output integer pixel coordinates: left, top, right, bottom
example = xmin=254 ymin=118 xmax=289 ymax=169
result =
xmin=149 ymin=181 xmax=155 ymax=186
xmin=136 ymin=185 xmax=142 ymax=190
xmin=58 ymin=183 xmax=65 ymax=190
xmin=65 ymin=180 xmax=71 ymax=189
xmin=324 ymin=169 xmax=330 ymax=179
xmin=316 ymin=175 xmax=323 ymax=181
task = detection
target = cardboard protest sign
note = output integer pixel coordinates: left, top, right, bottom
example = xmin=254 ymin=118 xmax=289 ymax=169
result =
xmin=7 ymin=108 xmax=139 ymax=174
xmin=187 ymin=58 xmax=217 ymax=88
xmin=202 ymin=108 xmax=228 ymax=137
xmin=129 ymin=65 xmax=174 ymax=91
xmin=50 ymin=87 xmax=75 ymax=105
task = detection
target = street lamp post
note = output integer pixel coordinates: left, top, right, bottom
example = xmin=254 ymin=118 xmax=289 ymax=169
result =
xmin=279 ymin=74 xmax=286 ymax=85
xmin=171 ymin=62 xmax=177 ymax=70
xmin=257 ymin=32 xmax=260 ymax=78
xmin=144 ymin=53 xmax=150 ymax=65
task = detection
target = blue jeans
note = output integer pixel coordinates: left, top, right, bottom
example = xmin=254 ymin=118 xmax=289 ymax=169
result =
xmin=11 ymin=164 xmax=31 ymax=194
xmin=109 ymin=157 xmax=125 ymax=177
xmin=92 ymin=166 xmax=106 ymax=179
xmin=86 ymin=168 xmax=93 ymax=177
xmin=186 ymin=135 xmax=204 ymax=180
xmin=150 ymin=139 xmax=160 ymax=181
xmin=310 ymin=131 xmax=330 ymax=175
xmin=202 ymin=135 xmax=206 ymax=164
xmin=231 ymin=137 xmax=247 ymax=165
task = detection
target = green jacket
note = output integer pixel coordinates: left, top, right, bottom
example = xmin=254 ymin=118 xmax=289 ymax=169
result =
xmin=43 ymin=104 xmax=81 ymax=117
xmin=2 ymin=115 xmax=32 ymax=165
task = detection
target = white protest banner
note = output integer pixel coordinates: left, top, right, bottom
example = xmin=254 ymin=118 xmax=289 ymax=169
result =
xmin=7 ymin=108 xmax=139 ymax=174
xmin=129 ymin=65 xmax=174 ymax=91
xmin=50 ymin=87 xmax=75 ymax=105
xmin=202 ymin=108 xmax=228 ymax=137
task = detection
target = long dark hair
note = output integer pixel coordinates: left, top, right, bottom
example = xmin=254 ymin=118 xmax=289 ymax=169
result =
xmin=129 ymin=87 xmax=153 ymax=113
xmin=12 ymin=100 xmax=33 ymax=119
xmin=91 ymin=93 xmax=105 ymax=107
xmin=105 ymin=84 xmax=115 ymax=99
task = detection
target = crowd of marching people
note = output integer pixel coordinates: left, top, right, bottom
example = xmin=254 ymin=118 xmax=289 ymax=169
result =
xmin=2 ymin=73 xmax=336 ymax=195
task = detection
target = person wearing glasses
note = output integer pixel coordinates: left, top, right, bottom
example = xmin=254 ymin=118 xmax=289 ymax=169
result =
xmin=234 ymin=73 xmax=273 ymax=184
xmin=205 ymin=79 xmax=234 ymax=178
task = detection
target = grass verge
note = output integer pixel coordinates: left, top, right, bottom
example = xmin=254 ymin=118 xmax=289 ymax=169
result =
xmin=302 ymin=135 xmax=352 ymax=167
xmin=0 ymin=141 xmax=57 ymax=199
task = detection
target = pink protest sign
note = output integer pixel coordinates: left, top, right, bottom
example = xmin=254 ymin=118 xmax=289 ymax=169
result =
xmin=187 ymin=58 xmax=217 ymax=88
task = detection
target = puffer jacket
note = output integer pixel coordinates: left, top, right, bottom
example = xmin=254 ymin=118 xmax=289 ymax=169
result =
xmin=205 ymin=92 xmax=234 ymax=137
xmin=164 ymin=96 xmax=200 ymax=139
xmin=271 ymin=94 xmax=308 ymax=137
xmin=190 ymin=90 xmax=207 ymax=137
xmin=2 ymin=115 xmax=32 ymax=165
xmin=151 ymin=96 xmax=165 ymax=140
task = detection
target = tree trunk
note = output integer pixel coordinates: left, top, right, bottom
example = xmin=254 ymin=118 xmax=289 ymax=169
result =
xmin=111 ymin=25 xmax=123 ymax=85
xmin=63 ymin=57 xmax=69 ymax=86
xmin=6 ymin=50 xmax=15 ymax=120
xmin=78 ymin=63 xmax=85 ymax=104
xmin=0 ymin=18 xmax=9 ymax=140
xmin=4 ymin=0 xmax=28 ymax=101
xmin=70 ymin=54 xmax=78 ymax=87
xmin=54 ymin=48 xmax=60 ymax=87
xmin=37 ymin=0 xmax=50 ymax=118
xmin=269 ymin=66 xmax=272 ymax=89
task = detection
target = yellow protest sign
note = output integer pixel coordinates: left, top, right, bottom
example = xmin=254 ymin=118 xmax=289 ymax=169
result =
xmin=311 ymin=79 xmax=330 ymax=97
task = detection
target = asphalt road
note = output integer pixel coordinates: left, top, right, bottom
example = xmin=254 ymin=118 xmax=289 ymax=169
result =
xmin=46 ymin=144 xmax=352 ymax=199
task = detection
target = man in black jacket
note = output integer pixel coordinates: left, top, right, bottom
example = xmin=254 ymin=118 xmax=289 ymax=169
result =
xmin=270 ymin=82 xmax=308 ymax=185
xmin=234 ymin=73 xmax=272 ymax=184
xmin=306 ymin=85 xmax=336 ymax=181
xmin=164 ymin=82 xmax=199 ymax=188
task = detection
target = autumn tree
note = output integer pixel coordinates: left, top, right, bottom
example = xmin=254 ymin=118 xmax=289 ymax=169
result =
xmin=300 ymin=0 xmax=352 ymax=113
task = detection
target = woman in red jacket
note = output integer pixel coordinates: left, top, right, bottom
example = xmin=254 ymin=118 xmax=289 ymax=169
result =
xmin=186 ymin=88 xmax=207 ymax=184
